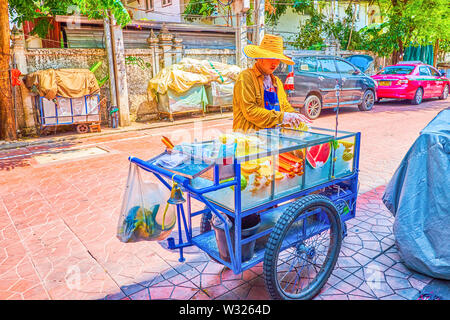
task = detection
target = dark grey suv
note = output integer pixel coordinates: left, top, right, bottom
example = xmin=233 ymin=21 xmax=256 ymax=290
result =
xmin=276 ymin=55 xmax=377 ymax=119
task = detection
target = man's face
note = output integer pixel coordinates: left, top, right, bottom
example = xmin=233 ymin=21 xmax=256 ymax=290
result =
xmin=256 ymin=58 xmax=281 ymax=75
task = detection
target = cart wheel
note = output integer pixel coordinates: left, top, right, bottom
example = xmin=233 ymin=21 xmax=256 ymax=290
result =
xmin=76 ymin=124 xmax=90 ymax=134
xmin=263 ymin=194 xmax=342 ymax=300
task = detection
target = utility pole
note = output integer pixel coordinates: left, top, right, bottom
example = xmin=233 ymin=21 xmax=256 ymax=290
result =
xmin=232 ymin=0 xmax=250 ymax=68
xmin=108 ymin=12 xmax=130 ymax=127
xmin=0 ymin=0 xmax=17 ymax=140
xmin=255 ymin=0 xmax=265 ymax=46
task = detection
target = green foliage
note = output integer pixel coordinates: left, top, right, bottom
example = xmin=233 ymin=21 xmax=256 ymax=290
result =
xmin=359 ymin=0 xmax=450 ymax=57
xmin=125 ymin=56 xmax=152 ymax=71
xmin=287 ymin=1 xmax=363 ymax=51
xmin=183 ymin=0 xmax=218 ymax=22
xmin=9 ymin=0 xmax=131 ymax=38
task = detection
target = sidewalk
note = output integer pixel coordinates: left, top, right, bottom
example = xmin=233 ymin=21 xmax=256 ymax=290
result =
xmin=0 ymin=99 xmax=448 ymax=300
xmin=0 ymin=112 xmax=233 ymax=152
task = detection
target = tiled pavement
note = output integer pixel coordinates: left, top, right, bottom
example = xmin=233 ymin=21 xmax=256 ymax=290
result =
xmin=0 ymin=99 xmax=448 ymax=300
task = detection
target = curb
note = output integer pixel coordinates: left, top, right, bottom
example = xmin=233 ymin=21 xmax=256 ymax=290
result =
xmin=0 ymin=112 xmax=233 ymax=152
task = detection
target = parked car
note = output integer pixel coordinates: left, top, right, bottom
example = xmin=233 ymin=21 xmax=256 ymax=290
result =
xmin=371 ymin=61 xmax=449 ymax=105
xmin=276 ymin=55 xmax=377 ymax=119
xmin=345 ymin=54 xmax=375 ymax=75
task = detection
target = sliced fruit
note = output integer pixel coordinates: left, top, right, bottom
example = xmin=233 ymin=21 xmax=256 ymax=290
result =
xmin=241 ymin=162 xmax=260 ymax=174
xmin=306 ymin=142 xmax=331 ymax=169
xmin=275 ymin=171 xmax=285 ymax=180
xmin=221 ymin=176 xmax=247 ymax=191
xmin=342 ymin=151 xmax=354 ymax=162
xmin=339 ymin=140 xmax=354 ymax=149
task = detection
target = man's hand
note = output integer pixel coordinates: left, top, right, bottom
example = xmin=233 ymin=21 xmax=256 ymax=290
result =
xmin=282 ymin=112 xmax=312 ymax=127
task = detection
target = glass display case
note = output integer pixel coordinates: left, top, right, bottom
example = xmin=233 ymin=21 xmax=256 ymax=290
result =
xmin=183 ymin=127 xmax=358 ymax=212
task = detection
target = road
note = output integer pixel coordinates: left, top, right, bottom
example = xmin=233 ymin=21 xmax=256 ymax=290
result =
xmin=0 ymin=97 xmax=448 ymax=300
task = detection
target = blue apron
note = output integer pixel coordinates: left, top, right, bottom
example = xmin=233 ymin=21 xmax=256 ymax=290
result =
xmin=264 ymin=89 xmax=280 ymax=111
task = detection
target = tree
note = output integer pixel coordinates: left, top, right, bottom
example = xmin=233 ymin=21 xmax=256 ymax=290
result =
xmin=359 ymin=0 xmax=450 ymax=64
xmin=0 ymin=0 xmax=16 ymax=140
xmin=8 ymin=0 xmax=131 ymax=38
xmin=0 ymin=0 xmax=131 ymax=140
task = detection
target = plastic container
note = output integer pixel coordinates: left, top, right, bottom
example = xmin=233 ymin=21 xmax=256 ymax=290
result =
xmin=211 ymin=215 xmax=260 ymax=263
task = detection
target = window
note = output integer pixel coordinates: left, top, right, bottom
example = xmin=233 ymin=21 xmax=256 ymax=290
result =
xmin=335 ymin=60 xmax=356 ymax=74
xmin=419 ymin=66 xmax=431 ymax=76
xmin=429 ymin=67 xmax=440 ymax=77
xmin=318 ymin=59 xmax=337 ymax=73
xmin=162 ymin=0 xmax=172 ymax=7
xmin=145 ymin=0 xmax=154 ymax=11
xmin=379 ymin=66 xmax=414 ymax=75
xmin=296 ymin=57 xmax=318 ymax=73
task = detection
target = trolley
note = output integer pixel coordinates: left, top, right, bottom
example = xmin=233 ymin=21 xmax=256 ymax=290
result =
xmin=35 ymin=94 xmax=102 ymax=134
xmin=129 ymin=126 xmax=360 ymax=300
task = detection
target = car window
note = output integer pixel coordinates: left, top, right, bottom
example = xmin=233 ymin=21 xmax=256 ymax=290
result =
xmin=318 ymin=59 xmax=337 ymax=73
xmin=296 ymin=57 xmax=318 ymax=73
xmin=419 ymin=66 xmax=431 ymax=76
xmin=379 ymin=66 xmax=414 ymax=75
xmin=335 ymin=60 xmax=357 ymax=74
xmin=428 ymin=67 xmax=440 ymax=77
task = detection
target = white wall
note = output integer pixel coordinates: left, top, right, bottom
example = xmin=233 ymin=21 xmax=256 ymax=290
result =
xmin=127 ymin=0 xmax=183 ymax=23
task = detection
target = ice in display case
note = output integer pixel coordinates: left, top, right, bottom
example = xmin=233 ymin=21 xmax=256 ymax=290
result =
xmin=180 ymin=127 xmax=359 ymax=212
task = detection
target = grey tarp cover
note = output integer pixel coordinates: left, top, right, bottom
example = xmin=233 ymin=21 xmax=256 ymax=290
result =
xmin=382 ymin=107 xmax=450 ymax=280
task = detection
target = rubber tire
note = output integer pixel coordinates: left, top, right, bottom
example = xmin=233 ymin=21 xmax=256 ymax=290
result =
xmin=263 ymin=194 xmax=342 ymax=300
xmin=358 ymin=89 xmax=375 ymax=111
xmin=411 ymin=87 xmax=423 ymax=105
xmin=302 ymin=95 xmax=322 ymax=120
xmin=439 ymin=84 xmax=449 ymax=100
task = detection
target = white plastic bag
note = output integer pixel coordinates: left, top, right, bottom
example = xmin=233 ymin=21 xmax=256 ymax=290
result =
xmin=117 ymin=163 xmax=176 ymax=243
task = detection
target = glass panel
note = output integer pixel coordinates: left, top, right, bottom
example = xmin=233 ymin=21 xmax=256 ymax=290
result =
xmin=336 ymin=60 xmax=356 ymax=74
xmin=297 ymin=57 xmax=318 ymax=73
xmin=318 ymin=59 xmax=337 ymax=73
xmin=333 ymin=137 xmax=355 ymax=178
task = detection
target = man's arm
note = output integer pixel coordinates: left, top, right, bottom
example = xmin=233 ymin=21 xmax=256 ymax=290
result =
xmin=235 ymin=72 xmax=284 ymax=128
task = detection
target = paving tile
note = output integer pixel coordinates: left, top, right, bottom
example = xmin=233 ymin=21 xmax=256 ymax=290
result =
xmin=396 ymin=288 xmax=420 ymax=300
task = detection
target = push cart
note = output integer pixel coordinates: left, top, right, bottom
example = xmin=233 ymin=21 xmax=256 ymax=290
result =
xmin=129 ymin=126 xmax=360 ymax=300
xmin=35 ymin=94 xmax=102 ymax=134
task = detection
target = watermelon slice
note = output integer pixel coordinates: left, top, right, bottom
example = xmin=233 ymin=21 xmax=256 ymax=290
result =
xmin=306 ymin=142 xmax=331 ymax=168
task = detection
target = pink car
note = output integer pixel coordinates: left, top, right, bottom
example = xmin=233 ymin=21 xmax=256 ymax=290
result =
xmin=371 ymin=61 xmax=449 ymax=105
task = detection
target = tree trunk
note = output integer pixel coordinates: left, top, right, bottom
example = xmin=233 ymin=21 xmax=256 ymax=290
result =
xmin=433 ymin=39 xmax=439 ymax=67
xmin=0 ymin=0 xmax=17 ymax=140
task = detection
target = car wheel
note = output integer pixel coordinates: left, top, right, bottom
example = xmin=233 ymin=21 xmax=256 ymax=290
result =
xmin=302 ymin=95 xmax=322 ymax=120
xmin=439 ymin=85 xmax=449 ymax=100
xmin=411 ymin=87 xmax=423 ymax=105
xmin=358 ymin=90 xmax=375 ymax=111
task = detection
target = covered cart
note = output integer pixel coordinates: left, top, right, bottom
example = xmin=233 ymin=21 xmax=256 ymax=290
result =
xmin=25 ymin=68 xmax=102 ymax=134
xmin=126 ymin=126 xmax=360 ymax=300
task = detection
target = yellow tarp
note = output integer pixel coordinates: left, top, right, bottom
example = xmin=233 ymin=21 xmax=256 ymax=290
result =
xmin=147 ymin=58 xmax=241 ymax=101
xmin=25 ymin=68 xmax=100 ymax=100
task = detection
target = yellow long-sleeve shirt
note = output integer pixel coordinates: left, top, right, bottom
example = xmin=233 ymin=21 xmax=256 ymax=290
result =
xmin=232 ymin=65 xmax=295 ymax=132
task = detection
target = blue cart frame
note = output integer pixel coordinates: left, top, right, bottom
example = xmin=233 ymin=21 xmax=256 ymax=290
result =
xmin=129 ymin=127 xmax=361 ymax=298
xmin=35 ymin=94 xmax=101 ymax=133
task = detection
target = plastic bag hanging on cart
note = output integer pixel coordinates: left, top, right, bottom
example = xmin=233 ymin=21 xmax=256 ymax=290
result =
xmin=117 ymin=163 xmax=176 ymax=243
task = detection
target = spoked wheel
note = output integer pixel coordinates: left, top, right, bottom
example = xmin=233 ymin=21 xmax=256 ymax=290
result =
xmin=439 ymin=85 xmax=449 ymax=100
xmin=358 ymin=89 xmax=375 ymax=111
xmin=411 ymin=87 xmax=423 ymax=105
xmin=302 ymin=95 xmax=322 ymax=120
xmin=263 ymin=195 xmax=342 ymax=300
xmin=76 ymin=124 xmax=90 ymax=134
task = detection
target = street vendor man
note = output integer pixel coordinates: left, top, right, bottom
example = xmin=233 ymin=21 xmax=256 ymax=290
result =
xmin=233 ymin=33 xmax=311 ymax=132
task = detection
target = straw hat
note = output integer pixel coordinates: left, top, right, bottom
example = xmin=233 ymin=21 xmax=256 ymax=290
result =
xmin=244 ymin=34 xmax=294 ymax=65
